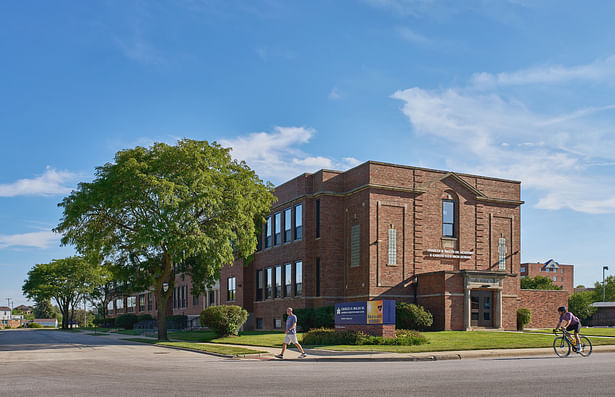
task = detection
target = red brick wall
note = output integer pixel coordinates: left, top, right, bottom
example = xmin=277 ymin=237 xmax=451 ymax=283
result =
xmin=518 ymin=289 xmax=568 ymax=328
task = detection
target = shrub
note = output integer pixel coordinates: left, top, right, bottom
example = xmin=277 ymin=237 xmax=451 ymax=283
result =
xmin=28 ymin=322 xmax=43 ymax=328
xmin=166 ymin=315 xmax=188 ymax=330
xmin=292 ymin=306 xmax=334 ymax=331
xmin=137 ymin=314 xmax=153 ymax=322
xmin=200 ymin=305 xmax=248 ymax=336
xmin=396 ymin=302 xmax=433 ymax=331
xmin=517 ymin=308 xmax=531 ymax=330
xmin=301 ymin=327 xmax=428 ymax=346
xmin=115 ymin=314 xmax=138 ymax=330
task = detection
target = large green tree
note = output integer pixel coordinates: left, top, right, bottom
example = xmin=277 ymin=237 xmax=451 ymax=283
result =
xmin=23 ymin=257 xmax=106 ymax=329
xmin=520 ymin=275 xmax=562 ymax=290
xmin=54 ymin=139 xmax=275 ymax=340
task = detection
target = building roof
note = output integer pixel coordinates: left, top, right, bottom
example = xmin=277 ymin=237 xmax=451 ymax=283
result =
xmin=0 ymin=306 xmax=11 ymax=311
xmin=592 ymin=302 xmax=615 ymax=308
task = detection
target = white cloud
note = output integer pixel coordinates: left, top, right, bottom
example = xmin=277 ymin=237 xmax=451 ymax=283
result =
xmin=0 ymin=230 xmax=59 ymax=249
xmin=397 ymin=26 xmax=432 ymax=45
xmin=114 ymin=28 xmax=164 ymax=65
xmin=0 ymin=167 xmax=75 ymax=197
xmin=328 ymin=87 xmax=342 ymax=100
xmin=471 ymin=55 xmax=615 ymax=88
xmin=392 ymin=73 xmax=615 ymax=214
xmin=220 ymin=126 xmax=361 ymax=183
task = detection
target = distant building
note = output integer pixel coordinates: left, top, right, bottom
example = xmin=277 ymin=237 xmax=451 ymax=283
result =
xmin=33 ymin=318 xmax=58 ymax=327
xmin=0 ymin=306 xmax=11 ymax=325
xmin=16 ymin=305 xmax=33 ymax=314
xmin=590 ymin=302 xmax=615 ymax=327
xmin=520 ymin=259 xmax=574 ymax=293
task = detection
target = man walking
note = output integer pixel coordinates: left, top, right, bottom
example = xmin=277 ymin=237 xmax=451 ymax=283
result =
xmin=275 ymin=307 xmax=307 ymax=359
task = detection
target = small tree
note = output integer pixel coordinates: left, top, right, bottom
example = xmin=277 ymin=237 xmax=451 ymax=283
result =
xmin=568 ymin=291 xmax=597 ymax=323
xmin=200 ymin=305 xmax=248 ymax=336
xmin=23 ymin=257 xmax=106 ymax=329
xmin=521 ymin=276 xmax=562 ymax=290
xmin=33 ymin=298 xmax=56 ymax=319
xmin=517 ymin=308 xmax=531 ymax=330
xmin=591 ymin=275 xmax=615 ymax=303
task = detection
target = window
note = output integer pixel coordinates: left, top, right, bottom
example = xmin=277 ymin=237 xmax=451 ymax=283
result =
xmin=388 ymin=228 xmax=397 ymax=265
xmin=256 ymin=269 xmax=263 ymax=301
xmin=208 ymin=290 xmax=215 ymax=306
xmin=295 ymin=261 xmax=303 ymax=296
xmin=520 ymin=266 xmax=526 ymax=273
xmin=255 ymin=318 xmax=263 ymax=329
xmin=442 ymin=200 xmax=455 ymax=237
xmin=554 ymin=276 xmax=557 ymax=281
xmin=148 ymin=293 xmax=152 ymax=311
xmin=315 ymin=199 xmax=320 ymax=238
xmin=139 ymin=295 xmax=145 ymax=312
xmin=227 ymin=277 xmax=236 ymax=301
xmin=351 ymin=224 xmax=360 ymax=267
xmin=192 ymin=291 xmax=199 ymax=307
xmin=274 ymin=319 xmax=282 ymax=329
xmin=315 ymin=257 xmax=320 ymax=297
xmin=173 ymin=287 xmax=178 ymax=309
xmin=274 ymin=212 xmax=281 ymax=246
xmin=182 ymin=286 xmax=187 ymax=308
xmin=128 ymin=296 xmax=136 ymax=312
xmin=294 ymin=204 xmax=303 ymax=240
xmin=284 ymin=208 xmax=292 ymax=242
xmin=275 ymin=265 xmax=282 ymax=298
xmin=116 ymin=298 xmax=124 ymax=310
xmin=266 ymin=267 xmax=272 ymax=299
xmin=285 ymin=263 xmax=292 ymax=297
xmin=107 ymin=300 xmax=113 ymax=312
xmin=265 ymin=216 xmax=272 ymax=248
xmin=498 ymin=238 xmax=507 ymax=270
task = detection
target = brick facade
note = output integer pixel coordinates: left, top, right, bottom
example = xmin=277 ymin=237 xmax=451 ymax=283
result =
xmin=518 ymin=289 xmax=568 ymax=328
xmin=111 ymin=161 xmax=566 ymax=331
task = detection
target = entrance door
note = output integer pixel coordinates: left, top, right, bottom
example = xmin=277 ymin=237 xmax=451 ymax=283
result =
xmin=470 ymin=290 xmax=493 ymax=327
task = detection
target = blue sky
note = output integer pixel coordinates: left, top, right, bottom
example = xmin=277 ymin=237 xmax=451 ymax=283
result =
xmin=2 ymin=0 xmax=615 ymax=305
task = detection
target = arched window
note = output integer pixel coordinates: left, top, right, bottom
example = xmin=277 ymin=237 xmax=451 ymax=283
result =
xmin=442 ymin=199 xmax=456 ymax=237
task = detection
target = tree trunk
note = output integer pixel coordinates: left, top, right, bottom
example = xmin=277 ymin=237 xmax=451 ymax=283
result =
xmin=156 ymin=284 xmax=173 ymax=341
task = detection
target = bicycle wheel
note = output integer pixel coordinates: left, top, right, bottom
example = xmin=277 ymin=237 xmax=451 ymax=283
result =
xmin=577 ymin=336 xmax=592 ymax=357
xmin=553 ymin=336 xmax=571 ymax=357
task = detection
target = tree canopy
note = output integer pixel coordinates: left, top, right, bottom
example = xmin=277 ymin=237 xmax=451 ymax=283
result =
xmin=592 ymin=275 xmax=615 ymax=302
xmin=22 ymin=256 xmax=106 ymax=329
xmin=520 ymin=275 xmax=562 ymax=290
xmin=54 ymin=139 xmax=275 ymax=339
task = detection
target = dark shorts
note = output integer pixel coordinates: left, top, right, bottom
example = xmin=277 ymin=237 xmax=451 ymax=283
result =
xmin=566 ymin=322 xmax=581 ymax=333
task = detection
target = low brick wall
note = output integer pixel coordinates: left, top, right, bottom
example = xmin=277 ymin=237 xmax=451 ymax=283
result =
xmin=518 ymin=289 xmax=568 ymax=329
xmin=335 ymin=324 xmax=396 ymax=338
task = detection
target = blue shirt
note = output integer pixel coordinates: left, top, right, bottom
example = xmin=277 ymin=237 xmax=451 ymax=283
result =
xmin=286 ymin=314 xmax=297 ymax=334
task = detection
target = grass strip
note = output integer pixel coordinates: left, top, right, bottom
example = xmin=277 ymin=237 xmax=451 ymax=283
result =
xmin=123 ymin=338 xmax=266 ymax=356
xmin=526 ymin=328 xmax=615 ymax=338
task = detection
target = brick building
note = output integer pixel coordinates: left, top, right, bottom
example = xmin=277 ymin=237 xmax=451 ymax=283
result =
xmin=109 ymin=161 xmax=566 ymax=331
xmin=520 ymin=259 xmax=575 ymax=293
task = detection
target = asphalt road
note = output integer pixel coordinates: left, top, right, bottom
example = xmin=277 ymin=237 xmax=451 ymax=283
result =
xmin=1 ymin=329 xmax=614 ymax=396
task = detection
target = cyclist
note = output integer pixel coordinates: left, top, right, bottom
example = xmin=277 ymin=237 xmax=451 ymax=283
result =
xmin=554 ymin=306 xmax=582 ymax=351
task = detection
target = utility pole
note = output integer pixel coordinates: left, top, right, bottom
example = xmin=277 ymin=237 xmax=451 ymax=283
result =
xmin=6 ymin=298 xmax=12 ymax=320
xmin=604 ymin=266 xmax=609 ymax=302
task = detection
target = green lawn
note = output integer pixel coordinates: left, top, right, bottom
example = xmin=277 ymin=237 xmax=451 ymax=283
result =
xmin=168 ymin=330 xmax=217 ymax=342
xmin=123 ymin=338 xmax=266 ymax=356
xmin=527 ymin=328 xmax=615 ymax=337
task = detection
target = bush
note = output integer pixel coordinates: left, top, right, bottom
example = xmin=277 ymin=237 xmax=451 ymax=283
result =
xmin=115 ymin=314 xmax=138 ymax=330
xmin=517 ymin=308 xmax=531 ymax=330
xmin=137 ymin=314 xmax=153 ymax=322
xmin=301 ymin=327 xmax=428 ymax=346
xmin=28 ymin=322 xmax=43 ymax=328
xmin=292 ymin=306 xmax=335 ymax=331
xmin=166 ymin=315 xmax=188 ymax=330
xmin=396 ymin=302 xmax=433 ymax=331
xmin=200 ymin=305 xmax=248 ymax=336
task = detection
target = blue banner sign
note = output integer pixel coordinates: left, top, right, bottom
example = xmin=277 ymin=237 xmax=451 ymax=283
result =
xmin=334 ymin=300 xmax=395 ymax=325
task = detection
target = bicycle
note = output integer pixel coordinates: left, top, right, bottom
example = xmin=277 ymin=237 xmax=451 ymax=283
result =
xmin=552 ymin=328 xmax=592 ymax=357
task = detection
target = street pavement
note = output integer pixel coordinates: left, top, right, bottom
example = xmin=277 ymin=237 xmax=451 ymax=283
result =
xmin=2 ymin=329 xmax=615 ymax=396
